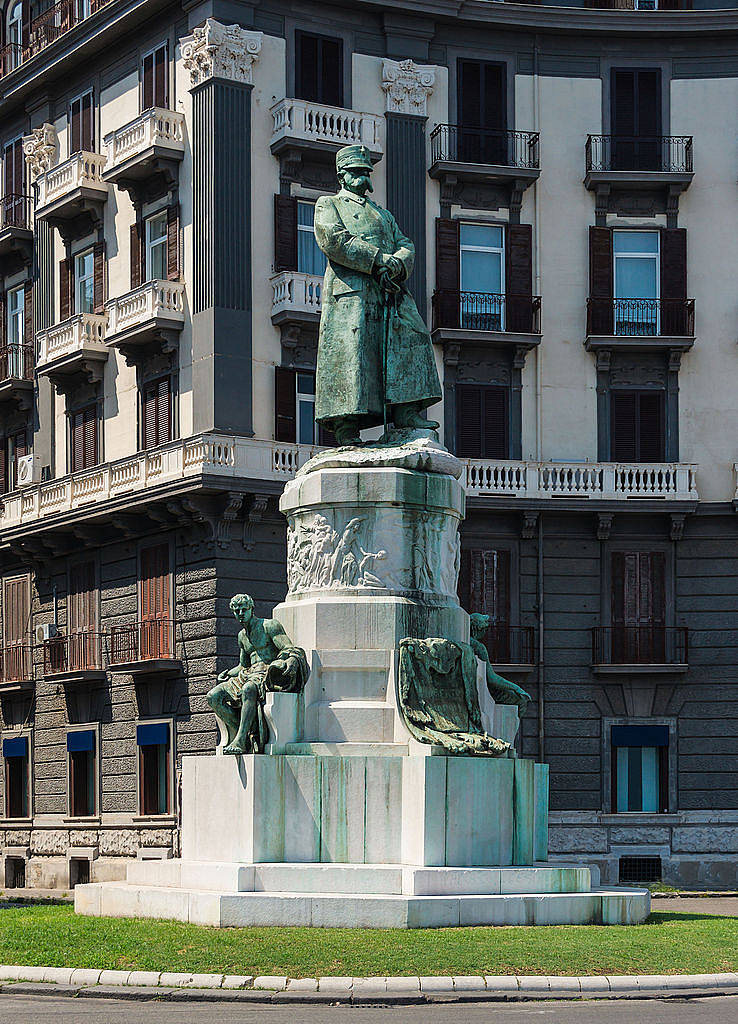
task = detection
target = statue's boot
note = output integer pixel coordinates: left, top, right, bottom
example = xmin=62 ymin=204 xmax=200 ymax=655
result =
xmin=333 ymin=417 xmax=362 ymax=446
xmin=392 ymin=401 xmax=440 ymax=431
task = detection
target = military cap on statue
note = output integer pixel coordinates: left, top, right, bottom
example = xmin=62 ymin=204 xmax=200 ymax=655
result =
xmin=335 ymin=144 xmax=373 ymax=173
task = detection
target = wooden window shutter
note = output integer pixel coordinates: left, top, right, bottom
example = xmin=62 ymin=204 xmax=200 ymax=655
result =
xmin=0 ymin=440 xmax=8 ymax=495
xmin=142 ymin=381 xmax=157 ymax=450
xmin=660 ymin=228 xmax=687 ymax=335
xmin=645 ymin=552 xmax=666 ymax=627
xmin=435 ymin=217 xmax=460 ymax=328
xmin=482 ymin=386 xmax=509 ymax=459
xmin=457 ymin=547 xmax=471 ymax=609
xmin=611 ymin=551 xmax=627 ymax=629
xmin=23 ymin=280 xmax=32 ymax=346
xmin=505 ymin=223 xmax=533 ymax=332
xmin=60 ymin=257 xmax=73 ymax=319
xmin=638 ymin=392 xmax=664 ymax=462
xmin=167 ymin=204 xmax=179 ymax=281
xmin=142 ymin=52 xmax=154 ymax=110
xmin=610 ymin=391 xmax=637 ymax=461
xmin=462 ymin=549 xmax=511 ymax=623
xmin=130 ymin=221 xmax=143 ymax=289
xmin=72 ymin=404 xmax=97 ymax=472
xmin=589 ymin=226 xmax=613 ymax=334
xmin=274 ymin=195 xmax=298 ymax=272
xmin=70 ymin=97 xmax=81 ymax=154
xmin=455 ymin=383 xmax=482 ymax=458
xmin=142 ymin=376 xmax=171 ymax=449
xmin=141 ymin=543 xmax=170 ymax=620
xmin=81 ymin=91 xmax=94 ymax=151
xmin=3 ymin=575 xmax=30 ymax=645
xmin=84 ymin=405 xmax=98 ymax=468
xmin=69 ymin=561 xmax=96 ymax=632
xmin=154 ymin=45 xmax=168 ymax=108
xmin=93 ymin=242 xmax=105 ymax=313
xmin=0 ymin=289 xmax=7 ymax=344
xmin=71 ymin=410 xmax=83 ymax=472
xmin=156 ymin=376 xmax=171 ymax=445
xmin=275 ymin=366 xmax=297 ymax=442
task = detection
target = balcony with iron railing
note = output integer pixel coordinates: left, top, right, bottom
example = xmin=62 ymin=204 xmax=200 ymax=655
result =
xmin=0 ymin=194 xmax=33 ymax=267
xmin=586 ymin=297 xmax=695 ymax=348
xmin=592 ymin=626 xmax=688 ymax=672
xmin=0 ymin=645 xmax=33 ymax=691
xmin=270 ymin=98 xmax=384 ymax=161
xmin=270 ymin=271 xmax=322 ymax=326
xmin=482 ymin=625 xmax=536 ymax=669
xmin=0 ymin=0 xmax=115 ymax=79
xmin=0 ymin=342 xmax=34 ymax=409
xmin=43 ymin=629 xmax=105 ymax=681
xmin=429 ymin=124 xmax=540 ymax=195
xmin=36 ymin=312 xmax=108 ymax=383
xmin=35 ymin=151 xmax=109 ymax=224
xmin=103 ymin=108 xmax=185 ymax=194
xmin=585 ymin=135 xmax=694 ymax=193
xmin=433 ymin=291 xmax=542 ymax=337
xmin=110 ymin=619 xmax=179 ymax=673
xmin=105 ymin=280 xmax=185 ymax=360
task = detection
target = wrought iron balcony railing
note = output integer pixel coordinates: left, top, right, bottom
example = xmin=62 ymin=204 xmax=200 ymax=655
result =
xmin=431 ymin=124 xmax=540 ymax=170
xmin=110 ymin=619 xmax=177 ymax=665
xmin=481 ymin=625 xmax=535 ymax=666
xmin=0 ymin=644 xmax=32 ymax=684
xmin=44 ymin=629 xmax=104 ymax=675
xmin=586 ymin=135 xmax=693 ymax=174
xmin=433 ymin=290 xmax=542 ymax=334
xmin=0 ymin=193 xmax=32 ymax=231
xmin=587 ymin=297 xmax=695 ymax=337
xmin=592 ymin=626 xmax=688 ymax=666
xmin=0 ymin=344 xmax=34 ymax=383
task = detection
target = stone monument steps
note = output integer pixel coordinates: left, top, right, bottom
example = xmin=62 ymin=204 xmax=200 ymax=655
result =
xmin=124 ymin=860 xmax=594 ymax=897
xmin=285 ymin=742 xmax=410 ymax=757
xmin=75 ymin=880 xmax=650 ymax=928
xmin=305 ymin=699 xmax=397 ymax=743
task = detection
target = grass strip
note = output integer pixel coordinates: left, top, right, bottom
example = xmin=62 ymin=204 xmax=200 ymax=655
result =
xmin=0 ymin=906 xmax=735 ymax=979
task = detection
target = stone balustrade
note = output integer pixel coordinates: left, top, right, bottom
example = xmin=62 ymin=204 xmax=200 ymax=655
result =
xmin=466 ymin=460 xmax=698 ymax=501
xmin=270 ymin=97 xmax=384 ymax=156
xmin=270 ymin=271 xmax=322 ymax=322
xmin=36 ymin=313 xmax=108 ymax=369
xmin=104 ymin=108 xmax=185 ymax=169
xmin=0 ymin=435 xmax=322 ymax=530
xmin=36 ymin=151 xmax=108 ymax=209
xmin=105 ymin=280 xmax=186 ymax=336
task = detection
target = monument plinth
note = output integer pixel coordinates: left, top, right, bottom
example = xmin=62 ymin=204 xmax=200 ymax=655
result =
xmin=75 ymin=144 xmax=649 ymax=928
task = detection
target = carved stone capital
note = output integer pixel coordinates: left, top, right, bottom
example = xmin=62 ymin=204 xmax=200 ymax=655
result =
xmin=181 ymin=20 xmax=263 ymax=89
xmin=521 ymin=511 xmax=538 ymax=540
xmin=597 ymin=513 xmax=614 ymax=542
xmin=381 ymin=58 xmax=435 ymax=116
xmin=23 ymin=123 xmax=57 ymax=180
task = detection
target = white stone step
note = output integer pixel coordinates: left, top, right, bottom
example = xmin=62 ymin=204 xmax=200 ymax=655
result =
xmin=305 ymin=700 xmax=396 ymax=742
xmin=75 ymin=881 xmax=650 ymax=928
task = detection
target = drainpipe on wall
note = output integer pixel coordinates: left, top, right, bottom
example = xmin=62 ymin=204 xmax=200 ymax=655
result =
xmin=537 ymin=511 xmax=545 ymax=763
xmin=533 ymin=39 xmax=542 ymax=462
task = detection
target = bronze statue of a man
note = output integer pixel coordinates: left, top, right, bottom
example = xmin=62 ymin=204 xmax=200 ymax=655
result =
xmin=207 ymin=594 xmax=308 ymax=755
xmin=313 ymin=144 xmax=442 ymax=446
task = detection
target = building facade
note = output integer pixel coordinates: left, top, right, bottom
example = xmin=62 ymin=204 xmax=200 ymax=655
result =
xmin=0 ymin=0 xmax=736 ymax=890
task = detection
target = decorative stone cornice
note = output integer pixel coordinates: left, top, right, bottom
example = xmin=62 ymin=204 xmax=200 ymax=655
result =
xmin=381 ymin=58 xmax=435 ymax=116
xmin=23 ymin=123 xmax=57 ymax=180
xmin=180 ymin=19 xmax=263 ymax=88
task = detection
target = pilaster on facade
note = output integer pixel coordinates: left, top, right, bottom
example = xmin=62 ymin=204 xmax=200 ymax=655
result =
xmin=180 ymin=20 xmax=263 ymax=88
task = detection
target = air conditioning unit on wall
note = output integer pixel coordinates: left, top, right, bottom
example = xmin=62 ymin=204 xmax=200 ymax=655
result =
xmin=35 ymin=623 xmax=58 ymax=644
xmin=16 ymin=454 xmax=41 ymax=487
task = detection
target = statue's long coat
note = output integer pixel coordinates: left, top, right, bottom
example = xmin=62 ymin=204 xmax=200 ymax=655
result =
xmin=314 ymin=188 xmax=442 ymax=429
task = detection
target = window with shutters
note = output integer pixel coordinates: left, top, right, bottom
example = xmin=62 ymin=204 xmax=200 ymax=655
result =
xmin=610 ymin=390 xmax=664 ymax=462
xmin=3 ymin=137 xmax=25 ymax=226
xmin=141 ymin=43 xmax=168 ymax=110
xmin=141 ymin=375 xmax=171 ymax=450
xmin=455 ymin=383 xmax=509 ymax=459
xmin=69 ymin=404 xmax=98 ymax=473
xmin=458 ymin=548 xmax=513 ymax=662
xmin=145 ymin=210 xmax=168 ymax=281
xmin=75 ymin=248 xmax=95 ymax=313
xmin=460 ymin=223 xmax=504 ymax=330
xmin=6 ymin=3 xmax=22 ymax=70
xmin=611 ymin=69 xmax=661 ymax=171
xmin=1 ymin=574 xmax=31 ymax=683
xmin=613 ymin=231 xmax=659 ymax=335
xmin=69 ymin=90 xmax=94 ymax=155
xmin=67 ymin=729 xmax=97 ymax=818
xmin=457 ymin=60 xmax=507 ymax=164
xmin=137 ymin=721 xmax=172 ymax=815
xmin=295 ymin=31 xmax=343 ymax=106
xmin=297 ymin=202 xmax=327 ymax=276
xmin=140 ymin=542 xmax=172 ymax=659
xmin=1 ymin=430 xmax=28 ymax=492
xmin=611 ymin=551 xmax=666 ymax=663
xmin=67 ymin=560 xmax=99 ymax=672
xmin=6 ymin=285 xmax=23 ymax=348
xmin=3 ymin=735 xmax=29 ymax=819
xmin=611 ymin=725 xmax=669 ymax=813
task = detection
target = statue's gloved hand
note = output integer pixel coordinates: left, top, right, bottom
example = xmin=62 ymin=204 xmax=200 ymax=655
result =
xmin=377 ymin=253 xmax=403 ymax=279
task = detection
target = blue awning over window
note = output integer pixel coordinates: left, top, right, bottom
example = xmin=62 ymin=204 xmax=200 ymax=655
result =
xmin=137 ymin=723 xmax=169 ymax=747
xmin=3 ymin=736 xmax=28 ymax=758
xmin=67 ymin=730 xmax=95 ymax=753
xmin=612 ymin=725 xmax=669 ymax=748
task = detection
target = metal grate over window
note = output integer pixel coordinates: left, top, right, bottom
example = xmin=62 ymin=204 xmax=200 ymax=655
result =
xmin=619 ymin=856 xmax=661 ymax=884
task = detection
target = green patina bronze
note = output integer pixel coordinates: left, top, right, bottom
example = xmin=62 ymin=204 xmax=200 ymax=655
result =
xmin=314 ymin=144 xmax=442 ymax=446
xmin=207 ymin=594 xmax=308 ymax=755
xmin=469 ymin=613 xmax=532 ymax=716
xmin=397 ymin=637 xmax=510 ymax=757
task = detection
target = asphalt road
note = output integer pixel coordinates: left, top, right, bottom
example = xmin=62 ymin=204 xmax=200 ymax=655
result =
xmin=0 ymin=994 xmax=736 ymax=1024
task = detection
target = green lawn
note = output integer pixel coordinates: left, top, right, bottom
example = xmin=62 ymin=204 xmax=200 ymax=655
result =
xmin=0 ymin=906 xmax=736 ymax=978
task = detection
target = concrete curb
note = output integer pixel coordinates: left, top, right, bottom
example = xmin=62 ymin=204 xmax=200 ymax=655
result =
xmin=0 ymin=966 xmax=736 ymax=1003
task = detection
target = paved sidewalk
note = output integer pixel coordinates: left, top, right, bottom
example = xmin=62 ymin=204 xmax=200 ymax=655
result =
xmin=0 ymin=965 xmax=736 ymax=1004
xmin=651 ymin=896 xmax=738 ymax=916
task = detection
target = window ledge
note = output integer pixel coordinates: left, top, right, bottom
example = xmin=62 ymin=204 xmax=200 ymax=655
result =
xmin=0 ymin=818 xmax=33 ymax=828
xmin=592 ymin=663 xmax=688 ymax=675
xmin=132 ymin=815 xmax=176 ymax=826
xmin=599 ymin=813 xmax=683 ymax=825
xmin=63 ymin=817 xmax=101 ymax=825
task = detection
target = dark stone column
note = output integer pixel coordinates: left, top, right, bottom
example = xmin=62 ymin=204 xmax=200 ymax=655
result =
xmin=385 ymin=112 xmax=427 ymax=316
xmin=191 ymin=76 xmax=254 ymax=435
